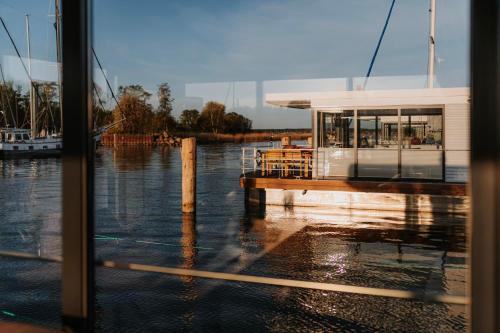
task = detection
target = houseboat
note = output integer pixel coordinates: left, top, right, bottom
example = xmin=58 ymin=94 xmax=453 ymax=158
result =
xmin=240 ymin=87 xmax=469 ymax=217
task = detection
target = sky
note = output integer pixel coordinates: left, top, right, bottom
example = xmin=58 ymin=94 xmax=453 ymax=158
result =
xmin=0 ymin=0 xmax=469 ymax=128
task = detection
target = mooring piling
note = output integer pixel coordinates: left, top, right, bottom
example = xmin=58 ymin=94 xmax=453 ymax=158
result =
xmin=182 ymin=137 xmax=197 ymax=214
xmin=281 ymin=136 xmax=291 ymax=147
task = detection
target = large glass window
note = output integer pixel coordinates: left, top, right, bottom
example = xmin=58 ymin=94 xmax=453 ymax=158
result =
xmin=320 ymin=111 xmax=354 ymax=148
xmin=401 ymin=108 xmax=443 ymax=150
xmin=0 ymin=0 xmax=472 ymax=332
xmin=401 ymin=108 xmax=443 ymax=179
xmin=357 ymin=109 xmax=399 ymax=178
xmin=0 ymin=1 xmax=62 ymax=328
xmin=357 ymin=109 xmax=398 ymax=148
xmin=317 ymin=111 xmax=355 ymax=177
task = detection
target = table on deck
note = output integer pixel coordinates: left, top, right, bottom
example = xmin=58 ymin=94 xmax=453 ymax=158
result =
xmin=260 ymin=148 xmax=312 ymax=178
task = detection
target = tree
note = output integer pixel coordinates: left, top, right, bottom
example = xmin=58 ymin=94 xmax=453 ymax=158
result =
xmin=198 ymin=101 xmax=225 ymax=134
xmin=112 ymin=85 xmax=154 ymax=134
xmin=223 ymin=112 xmax=252 ymax=133
xmin=118 ymin=84 xmax=152 ymax=101
xmin=157 ymin=82 xmax=174 ymax=115
xmin=0 ymin=82 xmax=25 ymax=128
xmin=154 ymin=82 xmax=176 ymax=132
xmin=179 ymin=109 xmax=200 ymax=131
xmin=92 ymin=85 xmax=113 ymax=129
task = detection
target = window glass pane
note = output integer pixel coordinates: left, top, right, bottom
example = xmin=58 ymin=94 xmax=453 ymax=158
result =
xmin=357 ymin=109 xmax=398 ymax=148
xmin=401 ymin=108 xmax=443 ymax=150
xmin=320 ymin=111 xmax=354 ymax=148
xmin=357 ymin=109 xmax=398 ymax=178
xmin=317 ymin=111 xmax=355 ymax=177
xmin=0 ymin=1 xmax=62 ymax=328
xmin=401 ymin=109 xmax=443 ymax=179
xmin=89 ymin=0 xmax=468 ymax=331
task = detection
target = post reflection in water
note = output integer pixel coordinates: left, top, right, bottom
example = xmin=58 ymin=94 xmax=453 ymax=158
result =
xmin=180 ymin=212 xmax=198 ymax=328
xmin=181 ymin=213 xmax=197 ymax=282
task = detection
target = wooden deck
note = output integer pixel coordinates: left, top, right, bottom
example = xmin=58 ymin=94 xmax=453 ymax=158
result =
xmin=240 ymin=175 xmax=467 ymax=196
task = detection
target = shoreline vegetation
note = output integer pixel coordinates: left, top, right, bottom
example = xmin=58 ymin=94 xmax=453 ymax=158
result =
xmin=100 ymin=84 xmax=258 ymax=138
xmin=95 ymin=83 xmax=312 ymax=146
xmin=1 ymin=81 xmax=312 ymax=145
xmin=186 ymin=130 xmax=312 ymax=144
xmin=101 ymin=129 xmax=312 ymax=146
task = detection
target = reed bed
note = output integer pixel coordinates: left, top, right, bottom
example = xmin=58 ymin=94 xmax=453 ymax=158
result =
xmin=101 ymin=131 xmax=312 ymax=146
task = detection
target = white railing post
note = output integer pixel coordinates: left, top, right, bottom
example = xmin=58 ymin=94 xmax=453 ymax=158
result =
xmin=241 ymin=147 xmax=245 ymax=175
xmin=253 ymin=147 xmax=257 ymax=173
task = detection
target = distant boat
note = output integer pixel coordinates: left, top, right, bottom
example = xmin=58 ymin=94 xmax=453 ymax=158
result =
xmin=0 ymin=128 xmax=61 ymax=158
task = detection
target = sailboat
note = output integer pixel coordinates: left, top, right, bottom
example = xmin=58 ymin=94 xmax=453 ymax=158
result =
xmin=0 ymin=3 xmax=63 ymax=158
xmin=0 ymin=1 xmax=124 ymax=158
xmin=0 ymin=128 xmax=62 ymax=158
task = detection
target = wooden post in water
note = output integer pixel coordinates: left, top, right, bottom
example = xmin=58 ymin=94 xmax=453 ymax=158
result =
xmin=281 ymin=136 xmax=291 ymax=147
xmin=182 ymin=137 xmax=196 ymax=214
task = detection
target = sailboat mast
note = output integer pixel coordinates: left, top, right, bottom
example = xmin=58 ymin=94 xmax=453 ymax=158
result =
xmin=427 ymin=0 xmax=436 ymax=88
xmin=26 ymin=14 xmax=36 ymax=138
xmin=55 ymin=0 xmax=63 ymax=134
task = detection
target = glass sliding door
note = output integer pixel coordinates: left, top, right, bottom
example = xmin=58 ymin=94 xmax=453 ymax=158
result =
xmin=401 ymin=108 xmax=443 ymax=180
xmin=357 ymin=109 xmax=399 ymax=178
xmin=317 ymin=111 xmax=355 ymax=177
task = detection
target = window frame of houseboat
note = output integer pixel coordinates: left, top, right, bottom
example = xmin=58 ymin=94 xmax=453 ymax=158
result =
xmin=316 ymin=105 xmax=445 ymax=181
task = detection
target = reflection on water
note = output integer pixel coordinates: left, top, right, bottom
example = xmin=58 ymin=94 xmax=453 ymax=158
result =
xmin=181 ymin=213 xmax=197 ymax=283
xmin=0 ymin=144 xmax=467 ymax=332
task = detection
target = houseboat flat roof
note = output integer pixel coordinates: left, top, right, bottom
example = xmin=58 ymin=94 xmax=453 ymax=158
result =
xmin=266 ymin=87 xmax=470 ymax=109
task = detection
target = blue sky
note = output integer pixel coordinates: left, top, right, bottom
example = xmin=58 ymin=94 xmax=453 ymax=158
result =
xmin=1 ymin=0 xmax=469 ymax=128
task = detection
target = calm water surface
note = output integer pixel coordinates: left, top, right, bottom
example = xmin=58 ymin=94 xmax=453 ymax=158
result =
xmin=0 ymin=144 xmax=467 ymax=332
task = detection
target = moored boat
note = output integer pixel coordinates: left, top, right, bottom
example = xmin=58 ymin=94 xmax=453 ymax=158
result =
xmin=0 ymin=128 xmax=62 ymax=158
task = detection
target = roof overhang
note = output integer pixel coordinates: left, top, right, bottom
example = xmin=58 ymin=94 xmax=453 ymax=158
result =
xmin=266 ymin=87 xmax=470 ymax=110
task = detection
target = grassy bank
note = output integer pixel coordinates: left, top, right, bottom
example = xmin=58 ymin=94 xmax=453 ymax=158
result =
xmin=176 ymin=131 xmax=312 ymax=144
xmin=101 ymin=130 xmax=312 ymax=146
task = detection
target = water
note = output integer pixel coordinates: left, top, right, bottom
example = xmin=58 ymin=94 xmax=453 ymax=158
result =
xmin=0 ymin=144 xmax=467 ymax=332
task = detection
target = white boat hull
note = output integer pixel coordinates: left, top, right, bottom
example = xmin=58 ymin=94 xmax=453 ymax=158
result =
xmin=0 ymin=138 xmax=62 ymax=158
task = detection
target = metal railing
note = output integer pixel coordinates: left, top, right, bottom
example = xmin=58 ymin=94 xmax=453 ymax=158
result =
xmin=0 ymin=249 xmax=468 ymax=305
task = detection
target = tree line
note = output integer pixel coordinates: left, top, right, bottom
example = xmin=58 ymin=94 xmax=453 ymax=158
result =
xmin=100 ymin=82 xmax=252 ymax=134
xmin=1 ymin=81 xmax=252 ymax=135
